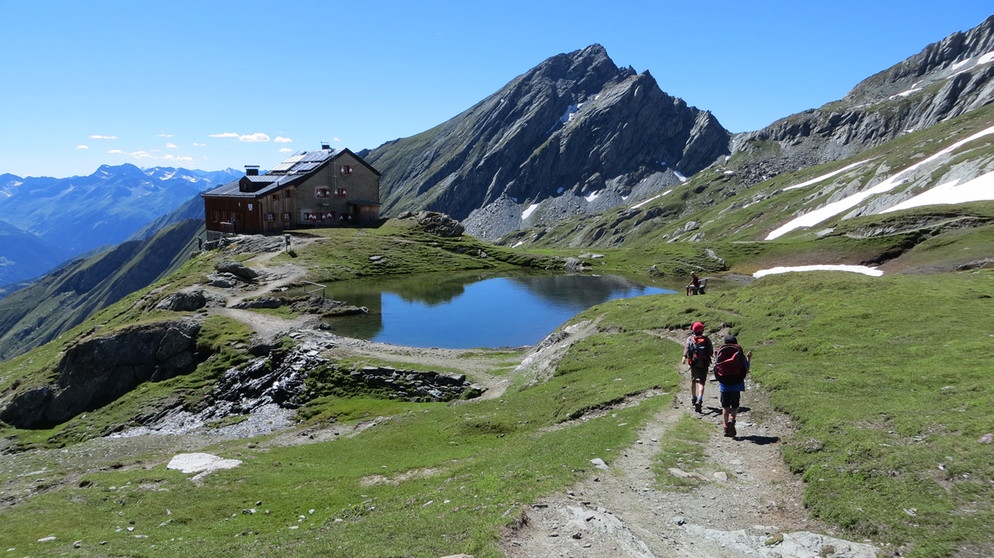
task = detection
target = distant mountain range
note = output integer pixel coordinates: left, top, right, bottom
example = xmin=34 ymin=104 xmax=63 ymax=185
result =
xmin=0 ymin=165 xmax=240 ymax=289
xmin=0 ymin=220 xmax=69 ymax=290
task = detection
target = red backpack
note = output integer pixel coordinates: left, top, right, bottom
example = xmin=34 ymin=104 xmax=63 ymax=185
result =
xmin=713 ymin=343 xmax=748 ymax=384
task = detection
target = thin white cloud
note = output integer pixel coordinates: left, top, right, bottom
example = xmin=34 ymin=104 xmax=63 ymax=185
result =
xmin=193 ymin=142 xmax=206 ymax=147
xmin=209 ymin=131 xmax=271 ymax=142
xmin=239 ymin=132 xmax=270 ymax=143
xmin=163 ymin=154 xmax=194 ymax=163
xmin=76 ymin=145 xmax=89 ymax=150
xmin=279 ymin=147 xmax=294 ymax=153
xmin=165 ymin=142 xmax=178 ymax=149
xmin=90 ymin=134 xmax=117 ymax=140
xmin=107 ymin=149 xmax=163 ymax=162
xmin=274 ymin=136 xmax=293 ymax=143
xmin=158 ymin=133 xmax=173 ymax=138
xmin=333 ymin=137 xmax=341 ymax=142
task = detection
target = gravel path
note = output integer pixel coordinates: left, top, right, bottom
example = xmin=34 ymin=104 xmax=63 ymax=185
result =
xmin=500 ymin=364 xmax=879 ymax=558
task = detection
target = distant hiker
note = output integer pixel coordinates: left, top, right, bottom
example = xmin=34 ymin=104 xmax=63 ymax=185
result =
xmin=284 ymin=233 xmax=291 ymax=252
xmin=686 ymin=272 xmax=701 ymax=296
xmin=713 ymin=334 xmax=752 ymax=437
xmin=682 ymin=321 xmax=713 ymax=413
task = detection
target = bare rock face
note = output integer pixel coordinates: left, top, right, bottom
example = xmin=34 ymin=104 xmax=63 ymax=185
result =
xmin=731 ymin=15 xmax=994 ymax=184
xmin=0 ymin=320 xmax=202 ymax=428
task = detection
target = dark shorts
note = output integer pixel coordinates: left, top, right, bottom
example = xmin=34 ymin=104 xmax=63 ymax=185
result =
xmin=690 ymin=366 xmax=709 ymax=383
xmin=720 ymin=391 xmax=741 ymax=409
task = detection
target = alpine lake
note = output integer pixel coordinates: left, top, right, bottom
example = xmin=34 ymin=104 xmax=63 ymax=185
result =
xmin=303 ymin=271 xmax=676 ymax=349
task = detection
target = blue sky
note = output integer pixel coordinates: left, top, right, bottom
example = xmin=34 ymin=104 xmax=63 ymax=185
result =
xmin=1 ymin=1 xmax=991 ymax=178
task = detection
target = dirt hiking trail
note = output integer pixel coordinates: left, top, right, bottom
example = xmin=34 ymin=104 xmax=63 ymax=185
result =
xmin=500 ymin=361 xmax=879 ymax=558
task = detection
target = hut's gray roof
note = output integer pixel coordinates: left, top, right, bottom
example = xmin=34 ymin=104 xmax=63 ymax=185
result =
xmin=202 ymin=148 xmax=344 ymax=198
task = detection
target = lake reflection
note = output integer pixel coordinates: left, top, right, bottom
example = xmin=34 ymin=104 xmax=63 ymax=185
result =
xmin=322 ymin=272 xmax=674 ymax=348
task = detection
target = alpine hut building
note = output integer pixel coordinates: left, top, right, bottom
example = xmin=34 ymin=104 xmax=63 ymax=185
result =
xmin=201 ymin=144 xmax=381 ymax=236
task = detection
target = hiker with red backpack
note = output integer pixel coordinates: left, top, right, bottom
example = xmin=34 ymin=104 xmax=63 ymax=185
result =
xmin=713 ymin=334 xmax=752 ymax=437
xmin=681 ymin=322 xmax=713 ymax=413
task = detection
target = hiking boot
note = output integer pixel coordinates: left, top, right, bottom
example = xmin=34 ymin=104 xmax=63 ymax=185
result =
xmin=728 ymin=421 xmax=737 ymax=437
xmin=694 ymin=402 xmax=702 ymax=414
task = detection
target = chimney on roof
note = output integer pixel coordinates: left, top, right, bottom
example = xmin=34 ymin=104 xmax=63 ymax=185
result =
xmin=321 ymin=142 xmax=331 ymax=150
xmin=245 ymin=165 xmax=260 ymax=176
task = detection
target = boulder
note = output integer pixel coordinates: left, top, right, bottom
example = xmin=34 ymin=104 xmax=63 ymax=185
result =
xmin=155 ymin=289 xmax=209 ymax=311
xmin=214 ymin=260 xmax=258 ymax=280
xmin=401 ymin=211 xmax=465 ymax=238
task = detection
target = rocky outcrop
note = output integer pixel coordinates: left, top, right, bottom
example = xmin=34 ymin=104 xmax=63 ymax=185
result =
xmin=111 ymin=340 xmax=485 ymax=436
xmin=0 ymin=319 xmax=202 ymax=429
xmin=731 ymin=15 xmax=994 ymax=184
xmin=198 ymin=343 xmax=314 ymax=414
xmin=399 ymin=210 xmax=466 ymax=237
xmin=345 ymin=366 xmax=484 ymax=402
xmin=363 ymin=44 xmax=731 ymax=238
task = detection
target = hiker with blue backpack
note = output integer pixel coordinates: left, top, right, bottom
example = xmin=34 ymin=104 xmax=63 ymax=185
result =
xmin=681 ymin=322 xmax=713 ymax=414
xmin=713 ymin=335 xmax=752 ymax=437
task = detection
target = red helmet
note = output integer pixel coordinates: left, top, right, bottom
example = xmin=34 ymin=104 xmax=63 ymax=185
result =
xmin=692 ymin=322 xmax=705 ymax=333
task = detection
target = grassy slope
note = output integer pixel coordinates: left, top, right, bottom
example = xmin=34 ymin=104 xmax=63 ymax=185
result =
xmin=691 ymin=271 xmax=994 ymax=557
xmin=3 ymin=269 xmax=992 ymax=556
xmin=1 ymin=219 xmax=993 ymax=556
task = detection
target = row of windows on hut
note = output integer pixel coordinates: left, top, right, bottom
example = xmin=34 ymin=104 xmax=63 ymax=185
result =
xmin=208 ymin=211 xmax=352 ymax=223
xmin=315 ymin=187 xmax=347 ymax=198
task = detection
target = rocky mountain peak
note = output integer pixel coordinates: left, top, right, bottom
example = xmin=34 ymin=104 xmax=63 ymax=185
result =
xmin=364 ymin=44 xmax=731 ymax=239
